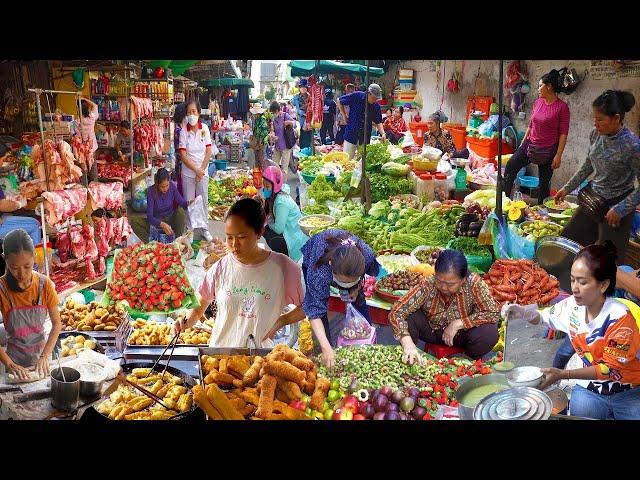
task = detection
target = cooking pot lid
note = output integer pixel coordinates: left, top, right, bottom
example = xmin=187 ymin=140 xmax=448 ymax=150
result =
xmin=473 ymin=387 xmax=552 ymax=420
xmin=535 ymin=236 xmax=583 ymax=292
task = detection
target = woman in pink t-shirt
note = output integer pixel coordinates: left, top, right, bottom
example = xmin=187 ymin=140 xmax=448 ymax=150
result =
xmin=78 ymin=96 xmax=100 ymax=183
xmin=174 ymin=198 xmax=304 ymax=348
xmin=503 ymin=69 xmax=570 ymax=204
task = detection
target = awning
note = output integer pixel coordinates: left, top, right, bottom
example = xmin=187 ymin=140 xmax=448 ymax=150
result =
xmin=149 ymin=60 xmax=200 ymax=76
xmin=288 ymin=60 xmax=384 ymax=77
xmin=201 ymin=78 xmax=254 ymax=88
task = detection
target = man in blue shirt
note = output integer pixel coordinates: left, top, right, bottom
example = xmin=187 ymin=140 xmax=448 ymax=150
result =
xmin=336 ymin=83 xmax=387 ymax=159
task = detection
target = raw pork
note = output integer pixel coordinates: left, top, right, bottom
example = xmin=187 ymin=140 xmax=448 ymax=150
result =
xmin=88 ymin=181 xmax=124 ymax=210
xmin=69 ymin=226 xmax=85 ymax=259
xmin=56 ymin=232 xmax=71 ymax=263
xmin=42 ymin=187 xmax=87 ymax=226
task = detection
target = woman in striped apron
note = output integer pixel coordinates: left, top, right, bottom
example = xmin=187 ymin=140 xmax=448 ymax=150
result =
xmin=0 ymin=229 xmax=62 ymax=380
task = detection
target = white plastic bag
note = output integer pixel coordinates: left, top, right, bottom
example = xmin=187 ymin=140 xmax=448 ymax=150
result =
xmin=187 ymin=195 xmax=208 ymax=230
xmin=421 ymin=146 xmax=443 ymax=161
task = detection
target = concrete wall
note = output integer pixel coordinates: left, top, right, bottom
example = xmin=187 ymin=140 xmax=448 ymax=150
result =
xmin=380 ymin=60 xmax=640 ymax=189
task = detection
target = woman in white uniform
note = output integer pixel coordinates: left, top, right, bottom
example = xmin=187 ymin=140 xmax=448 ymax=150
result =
xmin=177 ymin=100 xmax=214 ymax=241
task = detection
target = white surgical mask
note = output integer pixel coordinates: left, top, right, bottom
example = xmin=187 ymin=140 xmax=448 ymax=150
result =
xmin=187 ymin=114 xmax=199 ymax=126
xmin=332 ymin=276 xmax=361 ymax=289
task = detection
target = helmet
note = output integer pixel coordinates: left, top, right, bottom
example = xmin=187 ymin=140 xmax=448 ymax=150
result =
xmin=262 ymin=165 xmax=284 ymax=195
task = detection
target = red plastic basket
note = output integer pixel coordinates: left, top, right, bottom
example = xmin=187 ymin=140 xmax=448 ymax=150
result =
xmin=424 ymin=343 xmax=464 ymax=359
xmin=466 ymin=137 xmax=514 ymax=159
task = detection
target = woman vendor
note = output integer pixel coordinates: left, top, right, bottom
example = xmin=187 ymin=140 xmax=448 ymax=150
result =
xmin=260 ymin=165 xmax=308 ymax=262
xmin=424 ymin=110 xmax=457 ymax=157
xmin=0 ymin=229 xmax=62 ymax=380
xmin=390 ymin=249 xmax=499 ymax=364
xmin=174 ymin=198 xmax=303 ymax=348
xmin=0 ymin=187 xmax=42 ymax=245
xmin=503 ymin=69 xmax=570 ymax=205
xmin=130 ymin=168 xmax=190 ymax=243
xmin=383 ymin=106 xmax=408 ymax=145
xmin=178 ymin=100 xmax=214 ymax=242
xmin=503 ymin=242 xmax=640 ymax=420
xmin=263 ymin=230 xmax=380 ymax=368
xmin=556 ymin=90 xmax=640 ymax=259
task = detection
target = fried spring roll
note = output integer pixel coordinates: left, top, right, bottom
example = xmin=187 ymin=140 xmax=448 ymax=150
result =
xmin=309 ymin=378 xmax=330 ymax=411
xmin=255 ymin=374 xmax=277 ymax=419
xmin=263 ymin=360 xmax=306 ymax=386
xmin=238 ymin=388 xmax=261 ymax=406
xmin=303 ymin=371 xmax=317 ymax=396
xmin=292 ymin=355 xmax=315 ymax=372
xmin=277 ymin=378 xmax=302 ymax=401
xmin=193 ymin=384 xmax=223 ymax=420
xmin=242 ymin=356 xmax=264 ymax=387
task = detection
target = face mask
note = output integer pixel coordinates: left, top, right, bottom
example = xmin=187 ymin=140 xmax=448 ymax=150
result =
xmin=332 ymin=276 xmax=360 ymax=289
xmin=187 ymin=115 xmax=199 ymax=126
xmin=262 ymin=188 xmax=272 ymax=199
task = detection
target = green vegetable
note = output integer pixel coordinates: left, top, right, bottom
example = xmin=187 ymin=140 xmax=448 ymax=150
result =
xmin=368 ymin=200 xmax=391 ymax=220
xmin=302 ymin=204 xmax=330 ymax=215
xmin=359 ymin=141 xmax=392 ymax=172
xmin=381 ymin=162 xmax=410 ymax=177
xmin=306 ymin=175 xmax=341 ymax=205
xmin=368 ymin=173 xmax=413 ymax=203
xmin=448 ymin=236 xmax=490 ymax=257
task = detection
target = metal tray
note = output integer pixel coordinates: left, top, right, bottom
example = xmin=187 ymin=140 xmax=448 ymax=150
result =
xmin=57 ymin=332 xmax=106 ymax=355
xmin=473 ymin=386 xmax=552 ymax=420
xmin=86 ymin=361 xmax=202 ymax=421
xmin=535 ymin=236 xmax=583 ymax=293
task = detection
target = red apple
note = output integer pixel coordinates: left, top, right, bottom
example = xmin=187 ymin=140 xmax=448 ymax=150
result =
xmin=353 ymin=414 xmax=366 ymax=420
xmin=332 ymin=408 xmax=354 ymax=421
xmin=342 ymin=395 xmax=359 ymax=414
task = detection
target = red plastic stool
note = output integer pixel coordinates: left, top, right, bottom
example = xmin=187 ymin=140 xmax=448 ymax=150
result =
xmin=424 ymin=343 xmax=464 ymax=359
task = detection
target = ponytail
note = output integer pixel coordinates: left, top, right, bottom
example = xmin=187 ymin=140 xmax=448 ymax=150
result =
xmin=314 ymin=231 xmax=366 ymax=278
xmin=575 ymin=240 xmax=618 ymax=296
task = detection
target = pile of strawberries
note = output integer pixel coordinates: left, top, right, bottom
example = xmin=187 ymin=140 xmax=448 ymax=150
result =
xmin=107 ymin=242 xmax=194 ymax=312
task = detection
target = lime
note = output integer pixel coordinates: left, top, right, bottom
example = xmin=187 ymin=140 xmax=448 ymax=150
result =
xmin=327 ymin=390 xmax=340 ymax=403
xmin=330 ymin=379 xmax=340 ymax=391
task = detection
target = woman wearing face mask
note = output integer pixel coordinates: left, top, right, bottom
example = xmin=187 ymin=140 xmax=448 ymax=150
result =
xmin=264 ymin=230 xmax=379 ymax=368
xmin=556 ymin=90 xmax=640 ymax=260
xmin=503 ymin=70 xmax=570 ymax=204
xmin=178 ymin=100 xmax=214 ymax=242
xmin=174 ymin=198 xmax=303 ymax=348
xmin=389 ymin=249 xmax=499 ymax=365
xmin=0 ymin=229 xmax=62 ymax=380
xmin=260 ymin=165 xmax=308 ymax=262
xmin=502 ymin=242 xmax=640 ymax=420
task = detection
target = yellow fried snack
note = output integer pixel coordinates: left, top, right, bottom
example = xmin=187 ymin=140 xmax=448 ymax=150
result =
xmin=303 ymin=371 xmax=317 ymax=396
xmin=206 ymin=371 xmax=236 ymax=387
xmin=116 ymin=405 xmax=134 ymax=420
xmin=292 ymin=355 xmax=315 ymax=372
xmin=255 ymin=374 xmax=277 ymax=420
xmin=166 ymin=385 xmax=188 ymax=401
xmin=310 ymin=378 xmax=331 ymax=411
xmin=240 ymin=404 xmax=256 ymax=418
xmin=130 ymin=397 xmax=154 ymax=412
xmin=132 ymin=368 xmax=152 ymax=378
xmin=149 ymin=380 xmax=164 ymax=395
xmin=205 ymin=383 xmax=245 ymax=420
xmin=218 ymin=358 xmax=228 ymax=374
xmin=177 ymin=393 xmax=193 ymax=413
xmin=228 ymin=356 xmax=251 ymax=378
xmin=193 ymin=384 xmax=223 ymax=420
xmin=238 ymin=388 xmax=261 ymax=407
xmin=156 ymin=382 xmax=175 ymax=399
xmin=263 ymin=360 xmax=306 ymax=387
xmin=242 ymin=356 xmax=264 ymax=387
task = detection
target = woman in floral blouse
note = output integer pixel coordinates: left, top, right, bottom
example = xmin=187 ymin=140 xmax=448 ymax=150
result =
xmin=383 ymin=106 xmax=408 ymax=144
xmin=389 ymin=249 xmax=499 ymax=364
xmin=424 ymin=110 xmax=457 ymax=156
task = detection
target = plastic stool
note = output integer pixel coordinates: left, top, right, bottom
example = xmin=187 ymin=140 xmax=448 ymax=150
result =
xmin=424 ymin=343 xmax=464 ymax=359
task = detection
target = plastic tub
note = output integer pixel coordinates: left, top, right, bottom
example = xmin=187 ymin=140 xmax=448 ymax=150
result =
xmin=467 ymin=136 xmax=514 ymax=159
xmin=518 ymin=175 xmax=539 ymax=189
xmin=214 ymin=159 xmax=228 ymax=171
xmin=409 ymin=122 xmax=429 ymax=147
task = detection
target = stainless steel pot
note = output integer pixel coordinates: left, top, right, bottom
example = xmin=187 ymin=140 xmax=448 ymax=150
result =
xmin=455 ymin=373 xmax=510 ymax=420
xmin=77 ymin=363 xmax=106 ymax=399
xmin=51 ymin=367 xmax=80 ymax=412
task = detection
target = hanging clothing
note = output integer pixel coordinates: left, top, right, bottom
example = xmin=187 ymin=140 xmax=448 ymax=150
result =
xmin=236 ymin=87 xmax=250 ymax=115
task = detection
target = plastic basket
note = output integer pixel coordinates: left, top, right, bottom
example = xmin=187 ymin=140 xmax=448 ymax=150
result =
xmin=446 ymin=239 xmax=493 ymax=273
xmin=214 ymin=159 xmax=228 ymax=171
xmin=466 ymin=137 xmax=514 ymax=159
xmin=301 ymin=172 xmax=336 ymax=185
xmin=518 ymin=175 xmax=539 ymax=189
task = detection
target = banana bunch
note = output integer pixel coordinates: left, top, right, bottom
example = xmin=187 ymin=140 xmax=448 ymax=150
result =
xmin=298 ymin=319 xmax=314 ymax=355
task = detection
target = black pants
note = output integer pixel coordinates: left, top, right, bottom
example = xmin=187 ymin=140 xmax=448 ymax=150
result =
xmin=263 ymin=225 xmax=288 ymax=257
xmin=406 ymin=309 xmax=498 ymax=359
xmin=336 ymin=125 xmax=346 ymax=145
xmin=385 ymin=129 xmax=403 ymax=145
xmin=320 ymin=116 xmax=335 ymax=144
xmin=503 ymin=140 xmax=555 ymax=205
xmin=561 ymin=205 xmax=634 ymax=261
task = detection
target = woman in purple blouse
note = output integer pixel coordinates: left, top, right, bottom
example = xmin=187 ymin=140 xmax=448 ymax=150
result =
xmin=130 ymin=168 xmax=192 ymax=243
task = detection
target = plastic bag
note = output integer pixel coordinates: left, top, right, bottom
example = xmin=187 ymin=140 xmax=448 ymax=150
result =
xmin=421 ymin=146 xmax=443 ymax=162
xmin=187 ymin=195 xmax=208 ymax=230
xmin=340 ymin=303 xmax=374 ymax=341
xmin=489 ymin=213 xmax=535 ymax=260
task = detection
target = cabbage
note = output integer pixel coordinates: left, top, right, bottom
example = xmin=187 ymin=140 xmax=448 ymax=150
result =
xmin=369 ymin=200 xmax=391 ymax=219
xmin=382 ymin=162 xmax=410 ymax=177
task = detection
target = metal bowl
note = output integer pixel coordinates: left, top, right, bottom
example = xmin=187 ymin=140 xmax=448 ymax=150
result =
xmin=543 ymin=195 xmax=578 ymax=212
xmin=506 ymin=366 xmax=544 ymax=388
xmin=454 ymin=373 xmax=510 ymax=420
xmin=298 ymin=214 xmax=336 ymax=236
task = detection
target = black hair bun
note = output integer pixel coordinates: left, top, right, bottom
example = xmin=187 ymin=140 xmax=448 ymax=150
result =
xmin=617 ymin=91 xmax=636 ymax=113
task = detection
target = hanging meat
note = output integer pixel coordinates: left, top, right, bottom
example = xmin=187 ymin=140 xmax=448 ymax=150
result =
xmin=98 ymin=163 xmax=132 ymax=184
xmin=56 ymin=232 xmax=71 ymax=263
xmin=110 ymin=216 xmax=133 ymax=246
xmin=70 ymin=135 xmax=94 ymax=171
xmin=31 ymin=139 xmax=83 ymax=191
xmin=42 ymin=187 xmax=88 ymax=226
xmin=130 ymin=96 xmax=153 ymax=121
xmin=69 ymin=226 xmax=86 ymax=260
xmin=82 ymin=224 xmax=99 ymax=280
xmin=306 ymin=82 xmax=324 ymax=130
xmin=88 ymin=181 xmax=124 ymax=211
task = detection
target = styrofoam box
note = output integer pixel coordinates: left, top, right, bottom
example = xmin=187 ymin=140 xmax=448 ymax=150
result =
xmin=399 ymin=69 xmax=414 ymax=78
